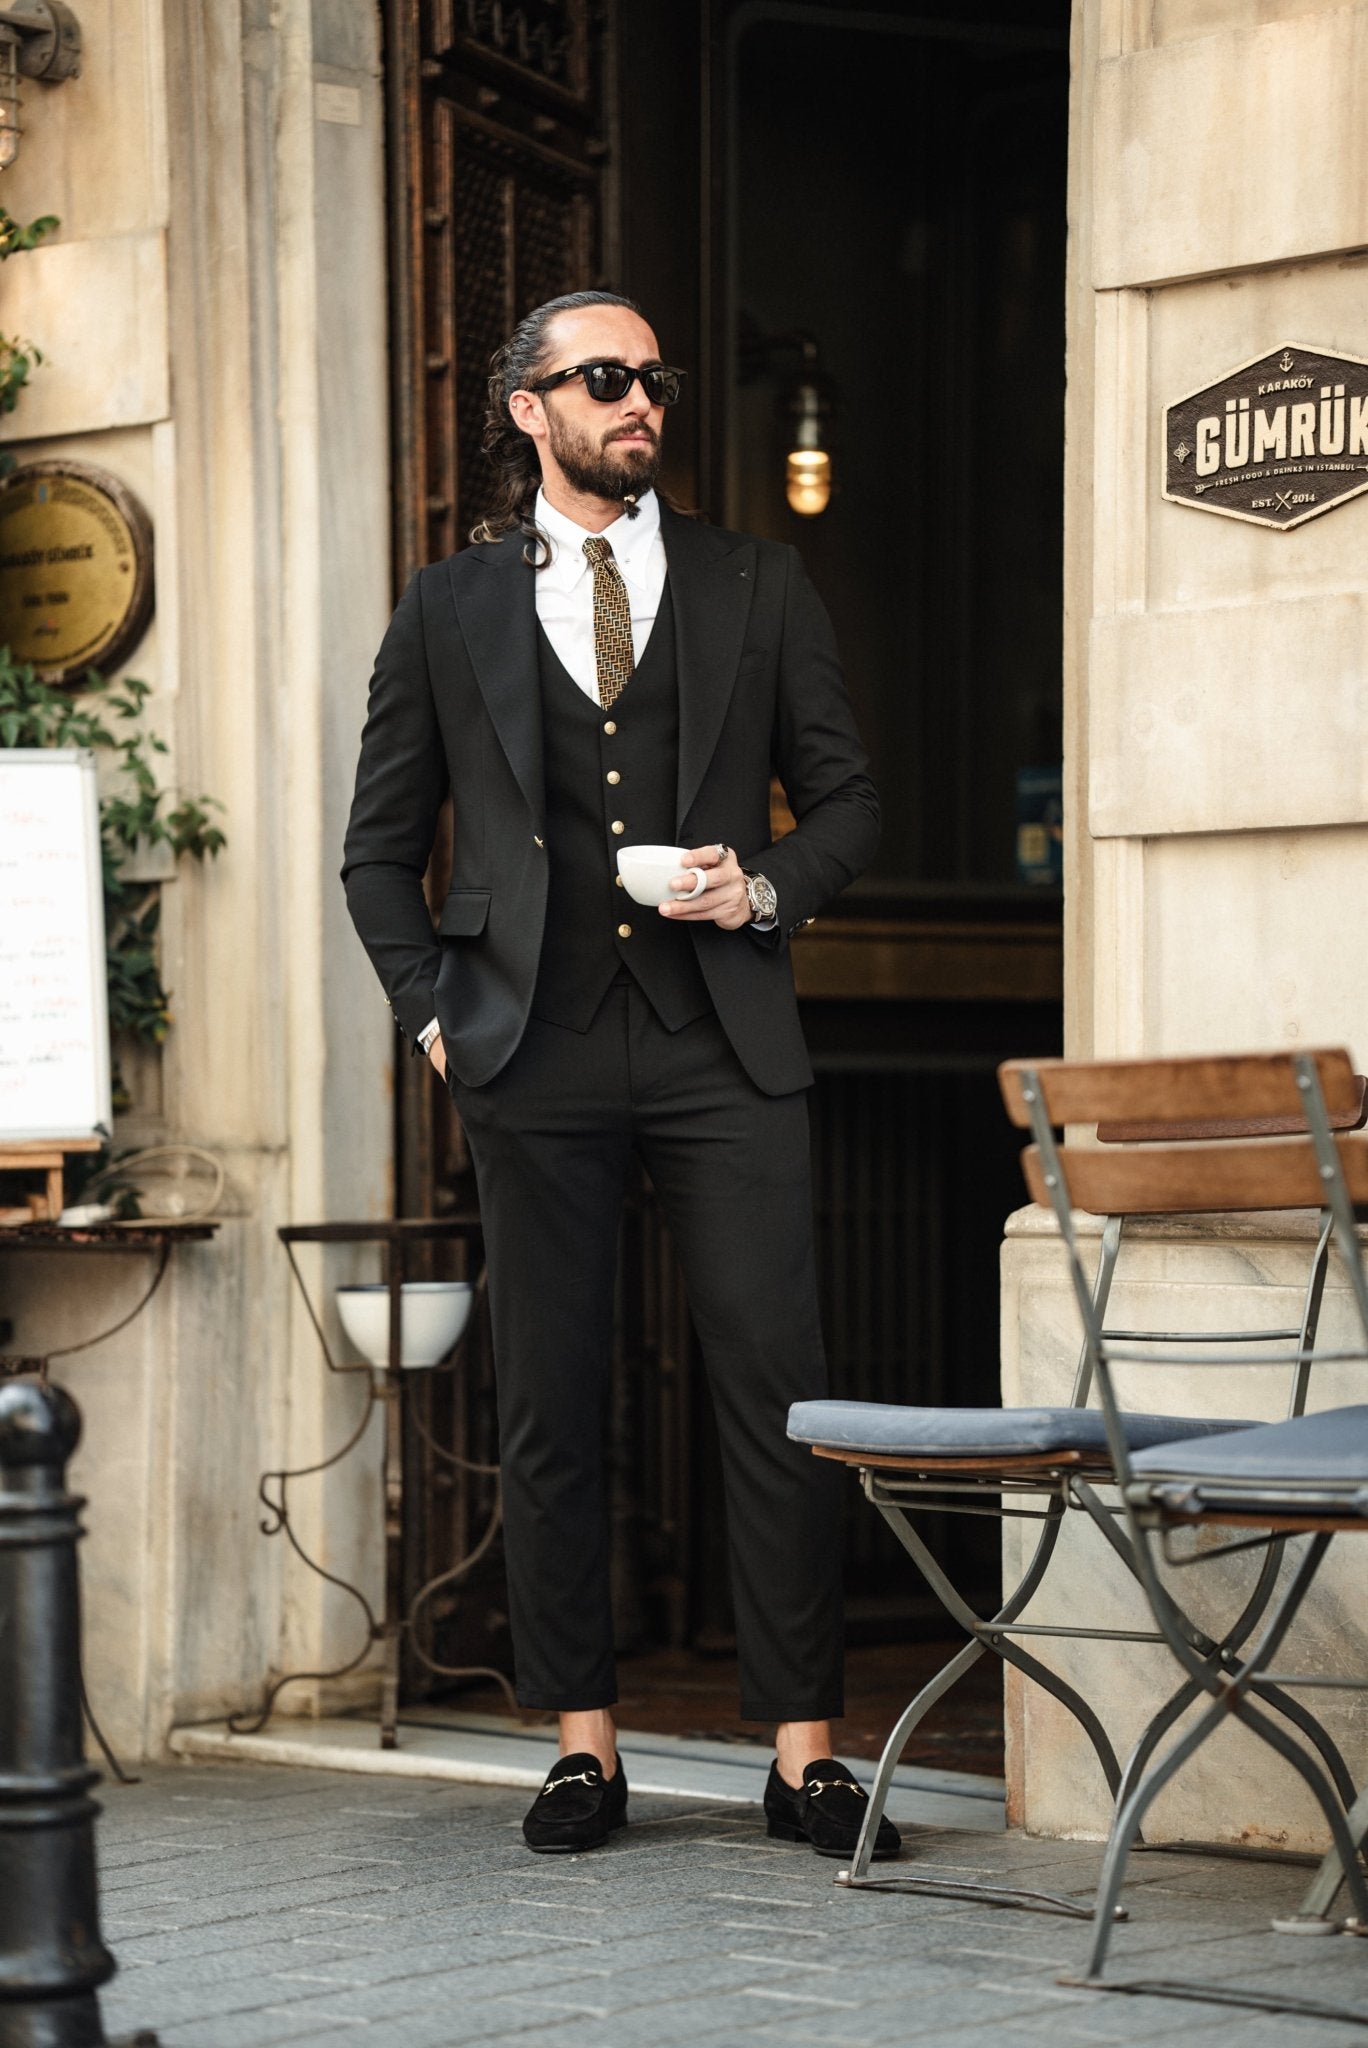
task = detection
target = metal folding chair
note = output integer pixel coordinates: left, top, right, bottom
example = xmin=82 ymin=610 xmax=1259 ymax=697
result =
xmin=788 ymin=1052 xmax=1366 ymax=1921
xmin=1007 ymin=1047 xmax=1368 ymax=2018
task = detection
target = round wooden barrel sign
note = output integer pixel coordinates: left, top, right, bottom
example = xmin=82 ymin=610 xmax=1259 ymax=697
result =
xmin=0 ymin=460 xmax=154 ymax=682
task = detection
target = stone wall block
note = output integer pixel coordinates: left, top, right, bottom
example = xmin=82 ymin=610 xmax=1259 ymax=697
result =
xmin=1094 ymin=9 xmax=1368 ymax=287
xmin=0 ymin=232 xmax=170 ymax=441
xmin=1141 ymin=824 xmax=1368 ymax=1056
xmin=1089 ymin=594 xmax=1368 ymax=837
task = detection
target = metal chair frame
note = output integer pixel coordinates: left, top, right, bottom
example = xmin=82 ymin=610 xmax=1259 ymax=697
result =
xmin=1017 ymin=1050 xmax=1368 ymax=2020
xmin=835 ymin=1202 xmax=1353 ymax=1918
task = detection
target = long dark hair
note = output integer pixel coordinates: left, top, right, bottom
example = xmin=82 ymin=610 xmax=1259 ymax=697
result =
xmin=470 ymin=289 xmax=643 ymax=562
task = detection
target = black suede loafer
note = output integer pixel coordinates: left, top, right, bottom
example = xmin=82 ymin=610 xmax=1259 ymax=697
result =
xmin=522 ymin=1751 xmax=628 ymax=1854
xmin=764 ymin=1756 xmax=901 ymax=1861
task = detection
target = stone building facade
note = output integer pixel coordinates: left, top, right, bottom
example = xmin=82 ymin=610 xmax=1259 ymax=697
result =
xmin=0 ymin=2 xmax=393 ymax=1759
xmin=1003 ymin=0 xmax=1368 ymax=1843
xmin=1 ymin=0 xmax=1366 ymax=1852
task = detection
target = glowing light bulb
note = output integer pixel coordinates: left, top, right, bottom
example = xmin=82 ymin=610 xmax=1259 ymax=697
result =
xmin=786 ymin=448 xmax=832 ymax=517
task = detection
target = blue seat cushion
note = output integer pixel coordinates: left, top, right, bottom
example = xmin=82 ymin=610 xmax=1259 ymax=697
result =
xmin=1131 ymin=1404 xmax=1368 ymax=1486
xmin=787 ymin=1400 xmax=1258 ymax=1462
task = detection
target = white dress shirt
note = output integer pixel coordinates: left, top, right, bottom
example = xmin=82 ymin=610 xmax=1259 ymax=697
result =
xmin=533 ymin=486 xmax=667 ymax=699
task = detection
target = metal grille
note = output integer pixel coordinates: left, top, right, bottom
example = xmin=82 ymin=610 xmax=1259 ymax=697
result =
xmin=513 ymin=178 xmax=581 ymax=313
xmin=813 ymin=1073 xmax=946 ymax=1413
xmin=450 ymin=147 xmax=514 ymax=542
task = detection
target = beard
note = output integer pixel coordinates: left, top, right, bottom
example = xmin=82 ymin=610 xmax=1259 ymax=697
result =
xmin=545 ymin=408 xmax=661 ymax=501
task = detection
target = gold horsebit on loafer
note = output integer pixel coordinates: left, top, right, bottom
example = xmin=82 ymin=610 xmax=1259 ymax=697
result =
xmin=806 ymin=1777 xmax=865 ymax=1798
xmin=542 ymin=1769 xmax=601 ymax=1794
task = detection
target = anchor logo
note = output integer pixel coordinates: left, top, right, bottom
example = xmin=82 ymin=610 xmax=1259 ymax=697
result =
xmin=1279 ymin=350 xmax=1295 ymax=372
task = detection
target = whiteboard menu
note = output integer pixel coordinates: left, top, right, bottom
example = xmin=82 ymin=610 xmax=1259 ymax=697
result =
xmin=0 ymin=749 xmax=112 ymax=1140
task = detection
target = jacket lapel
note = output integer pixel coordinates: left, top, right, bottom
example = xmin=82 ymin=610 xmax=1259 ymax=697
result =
xmin=448 ymin=539 xmax=545 ymax=830
xmin=660 ymin=504 xmax=756 ymax=833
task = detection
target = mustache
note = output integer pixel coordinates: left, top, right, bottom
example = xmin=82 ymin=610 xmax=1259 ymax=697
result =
xmin=603 ymin=423 xmax=659 ymax=449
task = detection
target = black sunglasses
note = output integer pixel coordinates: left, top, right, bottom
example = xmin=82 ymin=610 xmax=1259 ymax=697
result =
xmin=530 ymin=359 xmax=686 ymax=406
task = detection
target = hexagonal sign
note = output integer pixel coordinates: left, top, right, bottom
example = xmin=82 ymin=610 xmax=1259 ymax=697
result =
xmin=1164 ymin=344 xmax=1368 ymax=530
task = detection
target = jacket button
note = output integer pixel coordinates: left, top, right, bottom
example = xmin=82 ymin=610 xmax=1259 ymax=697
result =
xmin=617 ymin=923 xmax=632 ymax=939
xmin=606 ymin=770 xmax=621 ymax=785
xmin=534 ymin=833 xmax=544 ymax=848
xmin=615 ymin=874 xmax=624 ymax=887
xmin=603 ymin=719 xmax=617 ymax=735
xmin=611 ymin=820 xmax=625 ymax=835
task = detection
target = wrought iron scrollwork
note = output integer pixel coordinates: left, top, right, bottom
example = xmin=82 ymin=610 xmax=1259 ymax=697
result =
xmin=232 ymin=1225 xmax=517 ymax=1743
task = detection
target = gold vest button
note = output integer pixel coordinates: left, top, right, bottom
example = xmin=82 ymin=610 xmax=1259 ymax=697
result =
xmin=617 ymin=923 xmax=632 ymax=939
xmin=606 ymin=770 xmax=621 ymax=785
xmin=603 ymin=720 xmax=617 ymax=735
xmin=611 ymin=820 xmax=625 ymax=835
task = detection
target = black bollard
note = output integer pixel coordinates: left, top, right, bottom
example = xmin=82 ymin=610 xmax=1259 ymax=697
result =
xmin=0 ymin=1378 xmax=156 ymax=2048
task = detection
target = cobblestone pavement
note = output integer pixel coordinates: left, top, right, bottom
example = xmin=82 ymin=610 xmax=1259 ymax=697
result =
xmin=91 ymin=1761 xmax=1368 ymax=2048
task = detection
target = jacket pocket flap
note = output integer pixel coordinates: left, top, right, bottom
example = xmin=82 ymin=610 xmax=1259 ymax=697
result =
xmin=438 ymin=889 xmax=491 ymax=937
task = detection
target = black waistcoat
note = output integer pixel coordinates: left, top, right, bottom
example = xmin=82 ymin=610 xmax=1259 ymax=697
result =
xmin=531 ymin=582 xmax=713 ymax=1033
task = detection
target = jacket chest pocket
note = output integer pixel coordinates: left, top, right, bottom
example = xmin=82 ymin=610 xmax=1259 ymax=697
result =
xmin=438 ymin=889 xmax=490 ymax=937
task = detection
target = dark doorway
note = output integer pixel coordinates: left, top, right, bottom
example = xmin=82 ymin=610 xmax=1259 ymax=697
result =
xmin=722 ymin=9 xmax=1069 ymax=888
xmin=384 ymin=0 xmax=1069 ymax=1773
xmin=632 ymin=0 xmax=1070 ymax=1670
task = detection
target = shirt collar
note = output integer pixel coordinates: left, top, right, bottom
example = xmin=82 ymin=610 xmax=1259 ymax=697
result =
xmin=535 ymin=487 xmax=661 ymax=594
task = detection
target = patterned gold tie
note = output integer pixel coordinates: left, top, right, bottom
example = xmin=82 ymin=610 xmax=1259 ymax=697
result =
xmin=583 ymin=535 xmax=635 ymax=709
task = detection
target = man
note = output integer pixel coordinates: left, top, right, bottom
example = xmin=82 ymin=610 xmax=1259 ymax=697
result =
xmin=343 ymin=290 xmax=895 ymax=1861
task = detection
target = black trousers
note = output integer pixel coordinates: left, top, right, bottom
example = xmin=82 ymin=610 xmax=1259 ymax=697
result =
xmin=451 ymin=980 xmax=844 ymax=1720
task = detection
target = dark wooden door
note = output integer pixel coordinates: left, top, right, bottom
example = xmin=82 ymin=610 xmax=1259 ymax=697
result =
xmin=387 ymin=2 xmax=619 ymax=587
xmin=381 ymin=0 xmax=1066 ymax=1706
xmin=383 ymin=0 xmax=620 ymax=1694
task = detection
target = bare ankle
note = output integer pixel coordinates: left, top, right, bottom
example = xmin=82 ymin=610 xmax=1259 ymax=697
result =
xmin=558 ymin=1708 xmax=618 ymax=1776
xmin=775 ymin=1719 xmax=833 ymax=1791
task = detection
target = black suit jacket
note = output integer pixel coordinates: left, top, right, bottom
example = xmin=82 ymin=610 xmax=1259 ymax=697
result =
xmin=341 ymin=502 xmax=879 ymax=1095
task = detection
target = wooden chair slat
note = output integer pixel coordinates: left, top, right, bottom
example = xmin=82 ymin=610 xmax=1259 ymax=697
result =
xmin=1022 ymin=1133 xmax=1368 ymax=1216
xmin=1098 ymin=1074 xmax=1368 ymax=1144
xmin=999 ymin=1049 xmax=1358 ymax=1130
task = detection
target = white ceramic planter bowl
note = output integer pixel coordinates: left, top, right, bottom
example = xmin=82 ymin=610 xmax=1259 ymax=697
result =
xmin=335 ymin=1281 xmax=473 ymax=1369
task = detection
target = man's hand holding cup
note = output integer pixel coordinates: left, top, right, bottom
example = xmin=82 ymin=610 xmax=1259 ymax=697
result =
xmin=617 ymin=842 xmax=752 ymax=930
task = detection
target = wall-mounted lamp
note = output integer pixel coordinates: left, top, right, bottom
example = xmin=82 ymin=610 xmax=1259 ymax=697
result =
xmin=740 ymin=321 xmax=837 ymax=520
xmin=785 ymin=340 xmax=834 ymax=518
xmin=0 ymin=2 xmax=81 ymax=171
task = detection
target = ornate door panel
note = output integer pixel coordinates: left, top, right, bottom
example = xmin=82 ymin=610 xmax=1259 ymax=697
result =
xmin=388 ymin=1 xmax=615 ymax=589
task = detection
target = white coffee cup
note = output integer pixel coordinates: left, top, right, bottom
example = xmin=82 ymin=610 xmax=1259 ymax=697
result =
xmin=617 ymin=844 xmax=708 ymax=907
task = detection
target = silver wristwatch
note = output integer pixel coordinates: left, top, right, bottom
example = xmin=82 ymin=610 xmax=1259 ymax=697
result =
xmin=742 ymin=870 xmax=778 ymax=923
xmin=417 ymin=1019 xmax=441 ymax=1055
